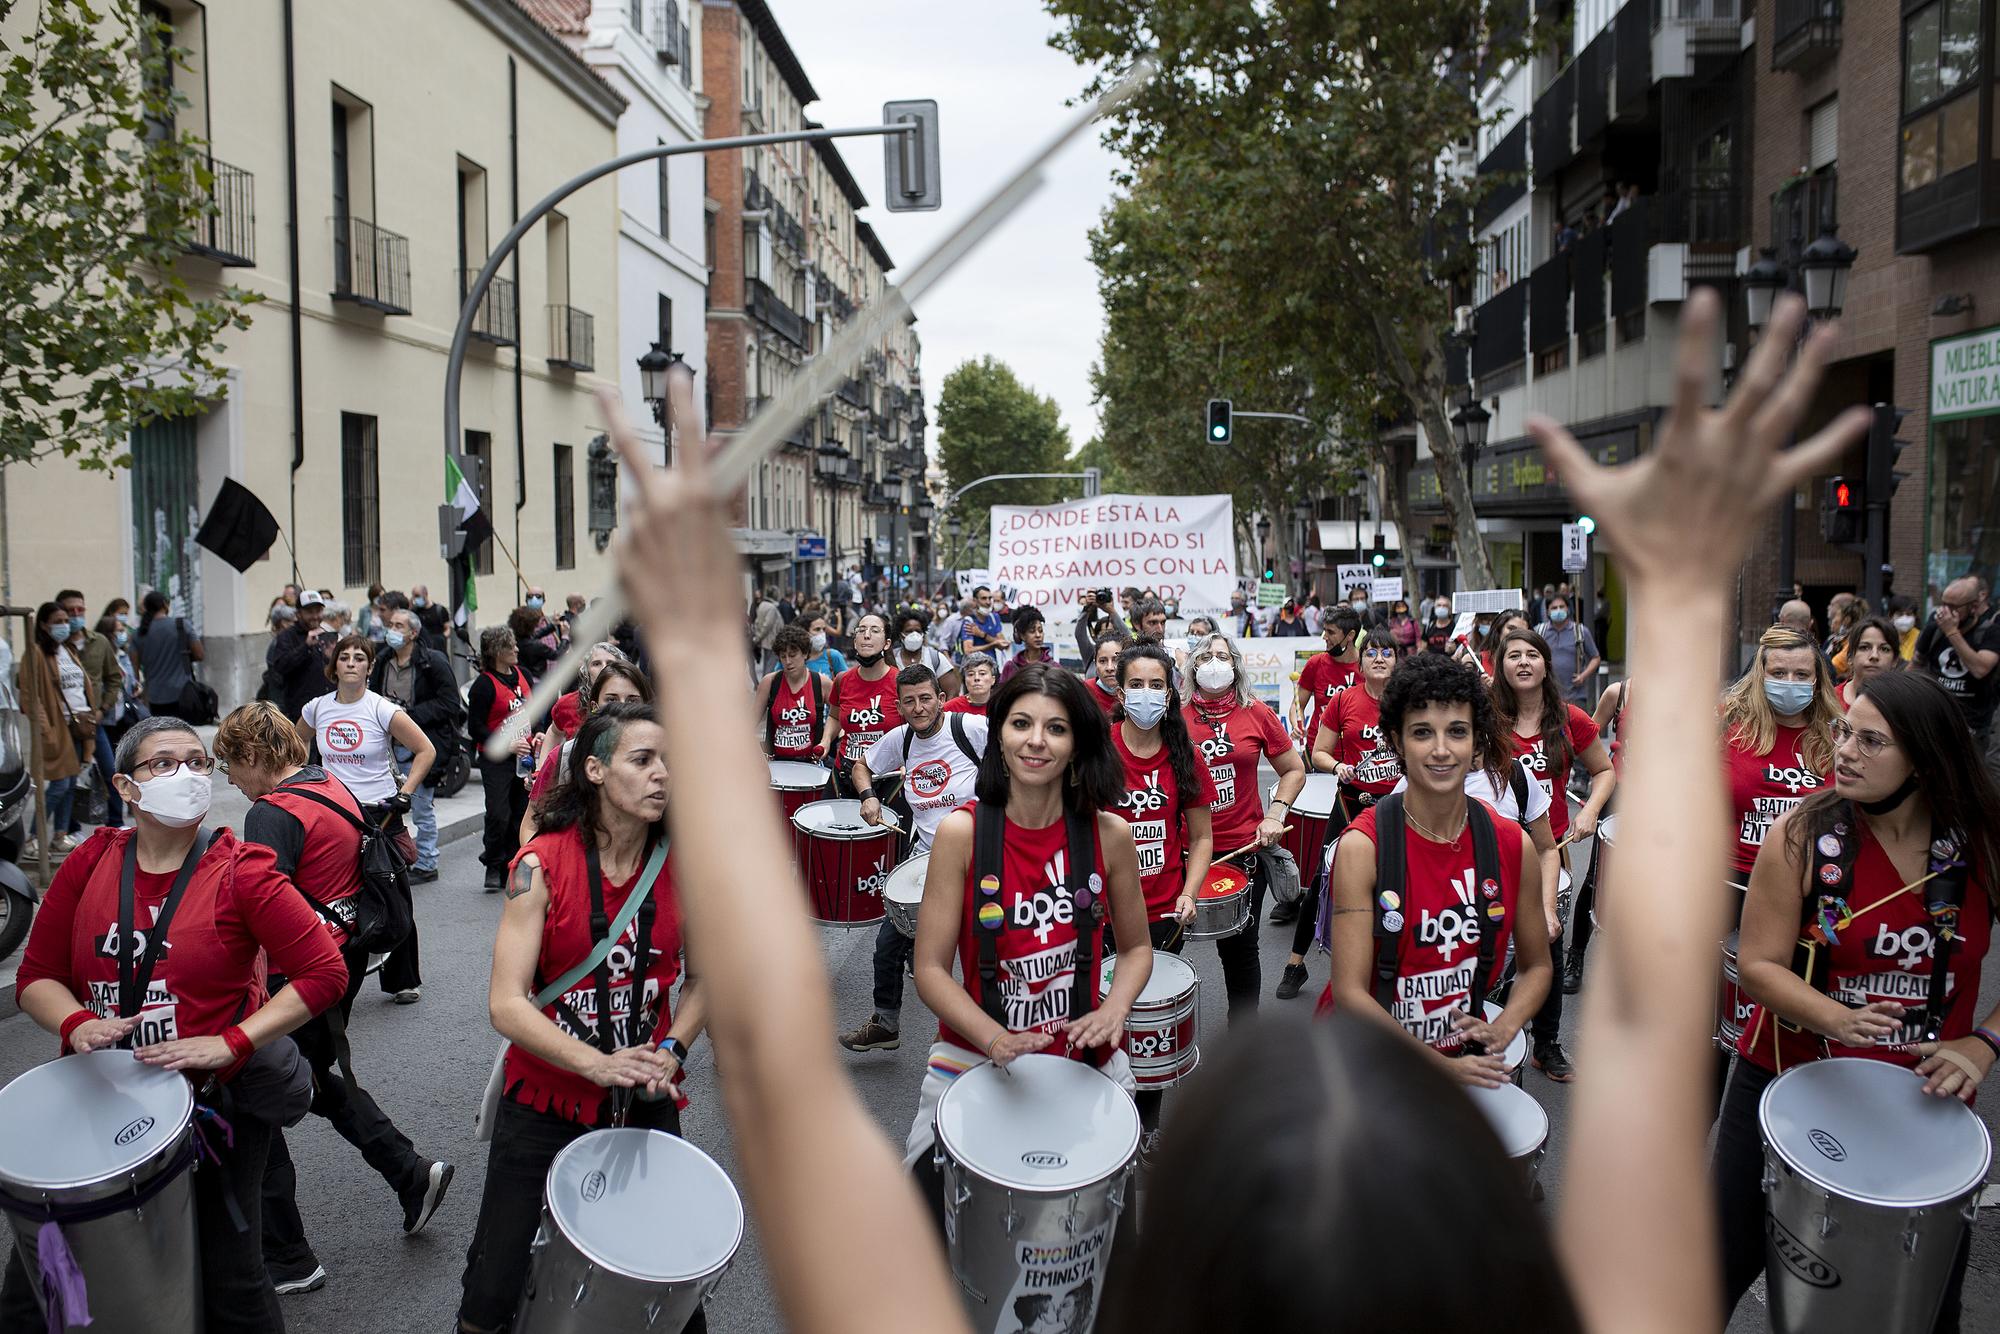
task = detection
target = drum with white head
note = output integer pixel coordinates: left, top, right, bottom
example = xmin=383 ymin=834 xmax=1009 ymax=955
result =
xmin=1099 ymin=952 xmax=1200 ymax=1088
xmin=1465 ymin=1081 xmax=1549 ymax=1192
xmin=885 ymin=854 xmax=930 ymax=939
xmin=516 ymin=1127 xmax=744 ymax=1333
xmin=932 ymin=1054 xmax=1140 ymax=1334
xmin=1481 ymin=1000 xmax=1529 ymax=1085
xmin=791 ymin=798 xmax=900 ymax=926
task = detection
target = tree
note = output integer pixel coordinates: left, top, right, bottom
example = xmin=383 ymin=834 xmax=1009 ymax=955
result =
xmin=1 ymin=0 xmax=260 ymax=471
xmin=1047 ymin=0 xmax=1538 ymax=589
xmin=934 ymin=356 xmax=1074 ymax=565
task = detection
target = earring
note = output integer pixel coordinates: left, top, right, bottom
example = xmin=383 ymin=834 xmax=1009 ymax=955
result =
xmin=1067 ymin=764 xmax=1080 ymax=788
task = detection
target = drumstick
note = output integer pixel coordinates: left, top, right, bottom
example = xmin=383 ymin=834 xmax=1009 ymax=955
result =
xmin=484 ymin=58 xmax=1159 ymax=762
xmin=1212 ymin=828 xmax=1295 ymax=867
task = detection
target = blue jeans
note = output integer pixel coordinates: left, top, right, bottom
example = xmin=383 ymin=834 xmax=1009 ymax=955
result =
xmin=45 ymin=774 xmax=74 ymax=837
xmin=871 ymin=917 xmax=913 ymax=1025
xmin=94 ymin=722 xmax=122 ymax=826
xmin=396 ymin=744 xmax=438 ymax=870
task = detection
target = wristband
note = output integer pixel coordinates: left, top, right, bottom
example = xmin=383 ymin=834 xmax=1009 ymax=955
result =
xmin=222 ymin=1026 xmax=254 ymax=1061
xmin=661 ymin=1036 xmax=689 ymax=1064
xmin=59 ymin=1009 xmax=96 ymax=1052
xmin=1972 ymin=1028 xmax=2000 ymax=1064
xmin=985 ymin=1032 xmax=1005 ymax=1059
xmin=1270 ymin=798 xmax=1290 ymax=810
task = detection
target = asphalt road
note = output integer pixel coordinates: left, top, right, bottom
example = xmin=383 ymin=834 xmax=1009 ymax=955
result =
xmin=0 ymin=778 xmax=1996 ymax=1333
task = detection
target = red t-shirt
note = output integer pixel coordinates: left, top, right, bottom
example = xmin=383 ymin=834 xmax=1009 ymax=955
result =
xmin=504 ymin=827 xmax=685 ymax=1125
xmin=832 ymin=667 xmax=901 ymax=765
xmin=551 ymin=690 xmax=585 ymax=738
xmin=251 ymin=770 xmax=365 ymax=948
xmin=1085 ymin=677 xmax=1120 ymax=717
xmin=942 ymin=696 xmax=988 ymax=716
xmin=17 ymin=828 xmax=346 ymax=1052
xmin=1316 ymin=801 xmax=1526 ymax=1051
xmin=939 ymin=801 xmax=1108 ymax=1066
xmin=1323 ymin=686 xmax=1402 ymax=800
xmin=1110 ymin=724 xmax=1217 ymax=915
xmin=1506 ymin=704 xmax=1598 ymax=840
xmin=1184 ymin=697 xmax=1295 ymax=847
xmin=481 ymin=668 xmax=529 ymax=736
xmin=1725 ymin=723 xmax=1824 ymax=876
xmin=1296 ymin=652 xmax=1359 ymax=735
xmin=1739 ymin=826 xmax=1993 ymax=1073
xmin=765 ymin=672 xmax=824 ymax=759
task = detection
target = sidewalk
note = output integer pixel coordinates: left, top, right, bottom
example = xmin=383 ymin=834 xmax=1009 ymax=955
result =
xmin=0 ymin=727 xmax=489 ymax=1020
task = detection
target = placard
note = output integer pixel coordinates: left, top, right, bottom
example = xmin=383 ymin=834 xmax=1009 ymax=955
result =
xmin=1256 ymin=581 xmax=1287 ymax=608
xmin=1370 ymin=577 xmax=1403 ymax=604
xmin=1335 ymin=563 xmax=1374 ymax=595
xmin=987 ymin=494 xmax=1237 ymax=614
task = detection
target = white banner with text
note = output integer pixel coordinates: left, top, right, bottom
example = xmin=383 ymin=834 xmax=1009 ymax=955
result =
xmin=988 ymin=494 xmax=1238 ymax=613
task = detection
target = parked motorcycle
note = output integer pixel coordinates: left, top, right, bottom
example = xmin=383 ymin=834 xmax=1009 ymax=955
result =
xmin=0 ymin=693 xmax=38 ymax=962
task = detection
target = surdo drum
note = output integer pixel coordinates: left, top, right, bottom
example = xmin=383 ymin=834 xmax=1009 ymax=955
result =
xmin=1717 ymin=930 xmax=1750 ymax=1054
xmin=1758 ymin=1058 xmax=1992 ymax=1334
xmin=0 ymin=1051 xmax=200 ymax=1334
xmin=1185 ymin=864 xmax=1250 ymax=941
xmin=932 ymin=1055 xmax=1140 ymax=1334
xmin=1269 ymin=773 xmax=1339 ymax=873
xmin=790 ymin=798 xmax=899 ymax=926
xmin=1098 ymin=953 xmax=1200 ymax=1089
xmin=516 ymin=1127 xmax=743 ymax=1333
xmin=1588 ymin=814 xmax=1614 ymax=931
xmin=767 ymin=759 xmax=830 ymax=860
xmin=1465 ymin=1081 xmax=1549 ymax=1193
xmin=885 ymin=854 xmax=930 ymax=940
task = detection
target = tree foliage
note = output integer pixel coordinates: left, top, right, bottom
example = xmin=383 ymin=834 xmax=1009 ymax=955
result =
xmin=935 ymin=356 xmax=1074 ymax=564
xmin=1 ymin=0 xmax=260 ymax=471
xmin=1046 ymin=0 xmax=1539 ymax=588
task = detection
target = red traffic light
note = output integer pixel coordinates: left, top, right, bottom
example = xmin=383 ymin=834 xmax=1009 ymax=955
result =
xmin=1833 ymin=480 xmax=1854 ymax=509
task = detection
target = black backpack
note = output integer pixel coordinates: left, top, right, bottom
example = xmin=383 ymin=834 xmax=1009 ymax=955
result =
xmin=277 ymin=787 xmax=415 ymax=955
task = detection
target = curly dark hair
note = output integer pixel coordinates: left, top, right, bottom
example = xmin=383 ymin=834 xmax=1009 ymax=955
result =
xmin=538 ymin=701 xmax=664 ymax=844
xmin=1490 ymin=627 xmax=1573 ymax=769
xmin=1378 ymin=652 xmax=1508 ymax=790
xmin=975 ymin=662 xmax=1123 ymax=815
xmin=1115 ymin=642 xmax=1200 ymax=801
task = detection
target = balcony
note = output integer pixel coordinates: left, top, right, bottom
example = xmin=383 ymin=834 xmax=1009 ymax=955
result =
xmin=331 ymin=215 xmax=410 ymax=315
xmin=742 ymin=87 xmax=766 ymax=133
xmin=1897 ymin=94 xmax=1995 ymax=255
xmin=1609 ymin=197 xmax=1649 ymax=317
xmin=1612 ymin=0 xmax=1650 ymax=115
xmin=1531 ymin=64 xmax=1574 ymax=181
xmin=1529 ymin=254 xmax=1570 ymax=355
xmin=646 ymin=0 xmax=692 ymax=85
xmin=1771 ymin=170 xmax=1837 ymax=270
xmin=1474 ymin=120 xmax=1527 ymax=232
xmin=837 ymin=377 xmax=867 ymax=408
xmin=1576 ymin=28 xmax=1610 ymax=149
xmin=1571 ymin=224 xmax=1608 ymax=340
xmin=1772 ymin=0 xmax=1840 ymax=71
xmin=1652 ymin=0 xmax=1742 ymax=67
xmin=747 ymin=278 xmax=807 ymax=347
xmin=185 ymin=157 xmax=255 ymax=266
xmin=462 ymin=272 xmax=518 ymax=346
xmin=865 ymin=482 xmax=899 ymax=508
xmin=547 ymin=305 xmax=594 ymax=372
xmin=744 ymin=168 xmax=773 ymax=215
xmin=1469 ymin=280 xmax=1526 ymax=380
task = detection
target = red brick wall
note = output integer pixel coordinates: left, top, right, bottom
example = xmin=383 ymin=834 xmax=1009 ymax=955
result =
xmin=702 ymin=3 xmax=748 ymax=522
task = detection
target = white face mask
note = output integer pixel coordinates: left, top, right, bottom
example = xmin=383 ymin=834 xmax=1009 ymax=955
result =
xmin=1893 ymin=615 xmax=1915 ymax=633
xmin=1195 ymin=658 xmax=1235 ymax=693
xmin=902 ymin=632 xmax=924 ymax=652
xmin=130 ymin=765 xmax=213 ymax=829
xmin=809 ymin=633 xmax=827 ymax=653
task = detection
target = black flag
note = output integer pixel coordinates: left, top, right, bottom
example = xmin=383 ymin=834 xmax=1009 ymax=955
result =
xmin=195 ymin=478 xmax=281 ymax=572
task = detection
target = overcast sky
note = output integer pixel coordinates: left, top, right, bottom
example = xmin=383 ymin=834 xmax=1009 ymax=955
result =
xmin=763 ymin=0 xmax=1121 ymax=452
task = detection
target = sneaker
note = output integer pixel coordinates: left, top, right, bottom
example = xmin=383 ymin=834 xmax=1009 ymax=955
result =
xmin=408 ymin=865 xmax=439 ymax=884
xmin=1138 ymin=1127 xmax=1163 ymax=1172
xmin=1532 ymin=1042 xmax=1576 ymax=1083
xmin=1560 ymin=952 xmax=1585 ymax=995
xmin=482 ymin=867 xmax=506 ymax=892
xmin=838 ymin=1017 xmax=901 ymax=1052
xmin=401 ymin=1160 xmax=455 ymax=1235
xmin=269 ymin=1258 xmax=327 ymax=1295
xmin=50 ymin=833 xmax=76 ymax=855
xmin=1275 ymin=963 xmax=1309 ymax=1000
xmin=1268 ymin=899 xmax=1300 ymax=925
xmin=392 ymin=988 xmax=421 ymax=1005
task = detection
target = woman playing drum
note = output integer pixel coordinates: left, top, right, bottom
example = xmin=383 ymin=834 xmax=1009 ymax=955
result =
xmin=1836 ymin=614 xmax=1903 ymax=713
xmin=1720 ymin=625 xmax=1839 ymax=901
xmin=4 ymin=716 xmax=347 ymax=1334
xmin=1714 ymin=670 xmax=2000 ymax=1325
xmin=827 ymin=613 xmax=900 ymax=799
xmin=456 ymin=702 xmax=709 ymax=1334
xmin=755 ymin=623 xmax=834 ymax=763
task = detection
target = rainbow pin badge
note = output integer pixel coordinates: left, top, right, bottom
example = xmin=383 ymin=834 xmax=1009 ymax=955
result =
xmin=976 ymin=901 xmax=1005 ymax=930
xmin=978 ymin=874 xmax=1001 ymax=896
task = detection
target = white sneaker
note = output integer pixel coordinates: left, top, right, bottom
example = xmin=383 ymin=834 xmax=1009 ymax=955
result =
xmin=392 ymin=988 xmax=421 ymax=1005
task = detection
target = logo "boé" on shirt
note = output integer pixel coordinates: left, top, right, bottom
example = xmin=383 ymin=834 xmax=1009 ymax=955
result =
xmin=847 ymin=696 xmax=885 ymax=730
xmin=1417 ymin=871 xmax=1481 ymax=962
xmin=1872 ymin=922 xmax=1940 ymax=970
xmin=1765 ymin=760 xmax=1822 ymax=795
xmin=1119 ymin=772 xmax=1168 ymax=816
xmin=1196 ymin=734 xmax=1233 ymax=764
xmin=777 ymin=699 xmax=813 ymax=726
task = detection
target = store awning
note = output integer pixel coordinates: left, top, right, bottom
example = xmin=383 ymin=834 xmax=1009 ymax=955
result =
xmin=1316 ymin=520 xmax=1402 ymax=551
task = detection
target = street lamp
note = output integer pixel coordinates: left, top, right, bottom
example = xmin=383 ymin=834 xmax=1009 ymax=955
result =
xmin=1742 ymin=248 xmax=1786 ymax=336
xmin=1798 ymin=227 xmax=1857 ymax=322
xmin=637 ymin=342 xmax=683 ymax=427
xmin=1451 ymin=398 xmax=1490 ymax=477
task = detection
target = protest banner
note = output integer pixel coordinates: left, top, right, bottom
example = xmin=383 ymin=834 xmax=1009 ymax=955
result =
xmin=988 ymin=494 xmax=1236 ymax=615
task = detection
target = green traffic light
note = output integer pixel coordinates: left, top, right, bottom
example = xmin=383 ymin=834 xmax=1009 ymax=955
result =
xmin=1210 ymin=425 xmax=1225 ymax=440
xmin=1371 ymin=552 xmax=1386 ymax=568
xmin=1576 ymin=515 xmax=1597 ymax=535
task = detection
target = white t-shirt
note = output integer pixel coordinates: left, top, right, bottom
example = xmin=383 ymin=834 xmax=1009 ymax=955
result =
xmin=301 ymin=689 xmax=404 ymax=804
xmin=1389 ymin=759 xmax=1551 ymax=828
xmin=57 ymin=647 xmax=90 ymax=714
xmin=893 ymin=644 xmax=952 ymax=678
xmin=865 ymin=714 xmax=989 ymax=853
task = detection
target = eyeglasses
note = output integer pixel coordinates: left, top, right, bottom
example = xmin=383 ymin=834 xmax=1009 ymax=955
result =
xmin=130 ymin=755 xmax=215 ymax=778
xmin=1362 ymin=646 xmax=1398 ymax=659
xmin=1829 ymin=719 xmax=1896 ymax=760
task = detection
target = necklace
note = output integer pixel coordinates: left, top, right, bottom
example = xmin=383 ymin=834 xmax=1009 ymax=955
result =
xmin=1405 ymin=807 xmax=1468 ymax=848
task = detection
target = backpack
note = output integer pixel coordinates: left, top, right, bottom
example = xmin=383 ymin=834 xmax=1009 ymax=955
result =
xmin=276 ymin=786 xmax=415 ymax=955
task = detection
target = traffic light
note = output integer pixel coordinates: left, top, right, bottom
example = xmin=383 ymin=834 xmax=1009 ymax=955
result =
xmin=1371 ymin=532 xmax=1388 ymax=568
xmin=1821 ymin=477 xmax=1861 ymax=545
xmin=1206 ymin=399 xmax=1233 ymax=444
xmin=1866 ymin=403 xmax=1911 ymax=502
xmin=900 ymin=562 xmax=911 ymax=576
xmin=1371 ymin=551 xmax=1387 ymax=568
xmin=1575 ymin=514 xmax=1597 ymax=536
xmin=1263 ymin=562 xmax=1276 ymax=581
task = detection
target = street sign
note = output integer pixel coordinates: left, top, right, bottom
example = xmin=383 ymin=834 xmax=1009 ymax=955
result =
xmin=1256 ymin=581 xmax=1286 ymax=608
xmin=1370 ymin=577 xmax=1403 ymax=604
xmin=1561 ymin=522 xmax=1589 ymax=572
xmin=1336 ymin=563 xmax=1373 ymax=594
xmin=882 ymin=100 xmax=941 ymax=211
xmin=794 ymin=532 xmax=828 ymax=560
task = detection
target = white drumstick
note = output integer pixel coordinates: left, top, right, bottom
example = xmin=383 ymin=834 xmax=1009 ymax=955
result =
xmin=485 ymin=58 xmax=1158 ymax=761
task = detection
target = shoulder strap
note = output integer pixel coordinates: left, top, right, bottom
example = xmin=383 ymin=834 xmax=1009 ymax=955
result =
xmin=533 ymin=837 xmax=670 ymax=1010
xmin=1064 ymin=805 xmax=1101 ymax=1035
xmin=117 ymin=830 xmax=216 ymax=1034
xmin=1914 ymin=830 xmax=1972 ymax=1042
xmin=1464 ymin=801 xmax=1505 ymax=1020
xmin=1370 ymin=794 xmax=1406 ymax=1011
xmin=581 ymin=839 xmax=656 ymax=1055
xmin=950 ymin=712 xmax=978 ymax=765
xmin=279 ymin=783 xmax=367 ymax=832
xmin=761 ymin=675 xmax=779 ymax=751
xmin=971 ymin=802 xmax=1009 ymax=1031
xmin=810 ymin=670 xmax=826 ymax=726
xmin=1509 ymin=761 xmax=1532 ymax=830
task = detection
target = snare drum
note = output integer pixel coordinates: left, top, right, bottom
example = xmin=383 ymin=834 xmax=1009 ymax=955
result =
xmin=0 ymin=1051 xmax=200 ymax=1334
xmin=1466 ymin=1082 xmax=1550 ymax=1192
xmin=791 ymin=798 xmax=899 ymax=926
xmin=885 ymin=854 xmax=930 ymax=939
xmin=516 ymin=1127 xmax=744 ymax=1334
xmin=1184 ymin=864 xmax=1251 ymax=941
xmin=932 ymin=1054 xmax=1140 ymax=1334
xmin=768 ymin=760 xmax=829 ymax=858
xmin=1758 ymin=1058 xmax=1991 ymax=1334
xmin=1099 ymin=953 xmax=1200 ymax=1089
xmin=1482 ymin=1000 xmax=1529 ymax=1086
xmin=1718 ymin=930 xmax=1748 ymax=1053
xmin=1269 ymin=773 xmax=1340 ymax=871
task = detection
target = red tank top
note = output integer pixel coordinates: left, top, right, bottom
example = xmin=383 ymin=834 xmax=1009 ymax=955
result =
xmin=503 ymin=827 xmax=685 ymax=1125
xmin=1111 ymin=726 xmax=1216 ymax=916
xmin=833 ymin=667 xmax=901 ymax=765
xmin=1739 ymin=826 xmax=1993 ymax=1073
xmin=1326 ymin=686 xmax=1402 ymax=799
xmin=1507 ymin=704 xmax=1598 ymax=840
xmin=1086 ymin=678 xmax=1120 ymax=716
xmin=483 ymin=668 xmax=528 ymax=736
xmin=766 ymin=673 xmax=822 ymax=758
xmin=1725 ymin=723 xmax=1825 ymax=876
xmin=939 ymin=801 xmax=1108 ymax=1066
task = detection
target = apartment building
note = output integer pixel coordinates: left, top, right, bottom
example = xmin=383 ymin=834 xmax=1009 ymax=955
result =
xmin=1 ymin=0 xmax=625 ymax=700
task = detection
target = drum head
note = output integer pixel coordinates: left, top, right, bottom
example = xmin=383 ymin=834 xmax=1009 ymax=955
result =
xmin=1597 ymin=814 xmax=1616 ymax=848
xmin=1484 ymin=1001 xmax=1528 ymax=1071
xmin=885 ymin=854 xmax=929 ymax=906
xmin=0 ymin=1051 xmax=192 ymax=1191
xmin=1198 ymin=866 xmax=1247 ymax=899
xmin=1721 ymin=929 xmax=1740 ymax=962
xmin=547 ymin=1128 xmax=744 ymax=1282
xmin=1100 ymin=951 xmax=1197 ymax=1004
xmin=767 ymin=760 xmax=829 ymax=792
xmin=1466 ymin=1082 xmax=1548 ymax=1160
xmin=1282 ymin=773 xmax=1340 ymax=818
xmin=1759 ymin=1058 xmax=1992 ymax=1208
xmin=936 ymin=1054 xmax=1140 ymax=1193
xmin=791 ymin=798 xmax=894 ymax=837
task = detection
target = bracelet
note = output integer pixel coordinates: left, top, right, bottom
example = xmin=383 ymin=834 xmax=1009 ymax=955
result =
xmin=661 ymin=1036 xmax=689 ymax=1064
xmin=59 ymin=1009 xmax=96 ymax=1051
xmin=1270 ymin=798 xmax=1290 ymax=810
xmin=985 ymin=1032 xmax=1005 ymax=1059
xmin=1972 ymin=1028 xmax=2000 ymax=1064
xmin=221 ymin=1026 xmax=254 ymax=1061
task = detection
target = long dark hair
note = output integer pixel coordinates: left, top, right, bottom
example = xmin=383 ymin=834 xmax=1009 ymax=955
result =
xmin=1115 ymin=643 xmax=1199 ymax=801
xmin=1789 ymin=672 xmax=2000 ymax=906
xmin=136 ymin=589 xmax=170 ymax=635
xmin=1491 ymin=627 xmax=1572 ymax=767
xmin=1101 ymin=1013 xmax=1583 ymax=1334
xmin=538 ymin=702 xmax=664 ymax=845
xmin=586 ymin=661 xmax=652 ymax=712
xmin=1843 ymin=616 xmax=1902 ymax=674
xmin=975 ymin=663 xmax=1123 ymax=815
xmin=1380 ymin=653 xmax=1509 ymax=791
xmin=32 ymin=602 xmax=63 ymax=656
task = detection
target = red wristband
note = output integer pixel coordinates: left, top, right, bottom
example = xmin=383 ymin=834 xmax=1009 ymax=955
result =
xmin=59 ymin=1009 xmax=96 ymax=1052
xmin=222 ymin=1026 xmax=254 ymax=1061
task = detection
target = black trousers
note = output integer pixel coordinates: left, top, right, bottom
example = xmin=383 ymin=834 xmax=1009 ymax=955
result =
xmin=1211 ymin=853 xmax=1269 ymax=1024
xmin=262 ymin=946 xmax=428 ymax=1267
xmin=457 ymin=1097 xmax=705 ymax=1333
xmin=1 ymin=1098 xmax=283 ymax=1334
xmin=378 ymin=814 xmax=422 ymax=993
xmin=478 ymin=757 xmax=528 ymax=872
xmin=1712 ymin=1058 xmax=1966 ymax=1331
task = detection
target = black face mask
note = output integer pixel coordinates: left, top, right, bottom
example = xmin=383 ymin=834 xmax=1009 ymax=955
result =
xmin=855 ymin=650 xmax=885 ymax=667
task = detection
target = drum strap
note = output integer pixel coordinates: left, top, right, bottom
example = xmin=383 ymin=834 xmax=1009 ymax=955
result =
xmin=116 ymin=829 xmax=216 ymax=1039
xmin=1370 ymin=796 xmax=1504 ymax=1049
xmin=970 ymin=802 xmax=1101 ymax=1038
xmin=581 ymin=837 xmax=660 ymax=1058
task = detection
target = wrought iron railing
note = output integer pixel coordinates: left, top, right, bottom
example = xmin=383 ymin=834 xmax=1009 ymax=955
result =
xmin=332 ymin=215 xmax=411 ymax=314
xmin=462 ymin=271 xmax=518 ymax=345
xmin=548 ymin=304 xmax=594 ymax=371
xmin=187 ymin=157 xmax=254 ymax=266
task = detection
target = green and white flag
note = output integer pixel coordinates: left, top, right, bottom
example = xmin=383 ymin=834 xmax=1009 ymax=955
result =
xmin=445 ymin=454 xmax=490 ymax=625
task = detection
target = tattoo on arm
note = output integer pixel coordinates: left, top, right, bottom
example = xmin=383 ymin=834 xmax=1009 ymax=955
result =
xmin=507 ymin=860 xmax=537 ymax=900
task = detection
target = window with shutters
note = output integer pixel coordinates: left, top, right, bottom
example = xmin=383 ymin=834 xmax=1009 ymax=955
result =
xmin=341 ymin=414 xmax=381 ymax=589
xmin=1808 ymin=98 xmax=1838 ymax=170
xmin=553 ymin=444 xmax=575 ymax=570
